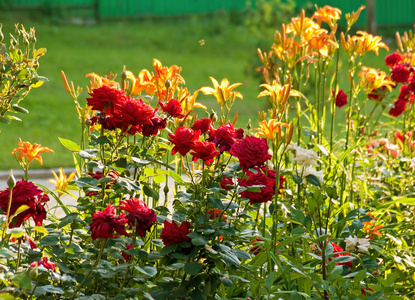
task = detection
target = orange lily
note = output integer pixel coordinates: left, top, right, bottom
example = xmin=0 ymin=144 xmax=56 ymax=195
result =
xmin=86 ymin=72 xmax=119 ymax=91
xmin=12 ymin=138 xmax=54 ymax=165
xmin=49 ymin=167 xmax=76 ymax=196
xmin=286 ymin=15 xmax=321 ymax=43
xmin=255 ymin=119 xmax=290 ymax=142
xmin=308 ymin=31 xmax=338 ymax=57
xmin=130 ymin=69 xmax=156 ymax=96
xmin=312 ymin=5 xmax=341 ymax=28
xmin=199 ymin=77 xmax=243 ymax=106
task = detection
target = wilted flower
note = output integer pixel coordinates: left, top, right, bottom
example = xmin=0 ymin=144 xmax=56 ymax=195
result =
xmin=30 ymin=257 xmax=56 ymax=272
xmin=345 ymin=235 xmax=372 ymax=253
xmin=12 ymin=139 xmax=54 ymax=166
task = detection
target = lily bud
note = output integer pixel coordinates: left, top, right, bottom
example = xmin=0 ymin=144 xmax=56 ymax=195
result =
xmin=7 ymin=170 xmax=16 ymax=190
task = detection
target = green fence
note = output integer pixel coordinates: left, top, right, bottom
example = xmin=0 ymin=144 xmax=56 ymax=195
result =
xmin=1 ymin=0 xmax=414 ymax=29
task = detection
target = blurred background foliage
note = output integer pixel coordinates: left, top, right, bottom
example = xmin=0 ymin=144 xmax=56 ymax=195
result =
xmin=0 ymin=0 xmax=412 ymax=169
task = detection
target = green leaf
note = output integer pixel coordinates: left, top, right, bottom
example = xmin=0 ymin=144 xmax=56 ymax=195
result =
xmin=0 ymin=116 xmax=12 ymax=124
xmin=12 ymin=272 xmax=32 ymax=290
xmin=39 ymin=234 xmax=60 ymax=246
xmin=75 ymin=177 xmax=98 ymax=189
xmin=58 ymin=137 xmax=81 ymax=152
xmin=143 ymin=185 xmax=159 ymax=201
xmin=160 ymin=243 xmax=178 ymax=255
xmin=265 ymin=271 xmax=276 ymax=290
xmin=184 ymin=261 xmax=203 ymax=275
xmin=305 ymin=174 xmax=320 ymax=186
xmin=219 ymin=251 xmax=240 ymax=266
xmin=8 ymin=227 xmax=24 ymax=239
xmin=79 ymin=149 xmax=98 ymax=159
xmin=329 ymin=265 xmax=343 ymax=280
xmin=12 ymin=104 xmax=29 ymax=114
xmin=351 ymin=219 xmax=364 ymax=231
xmin=136 ymin=266 xmax=157 ymax=277
xmin=169 ymin=170 xmax=185 ymax=184
xmin=292 ymin=174 xmax=303 ymax=184
xmin=41 ymin=285 xmax=64 ymax=294
xmin=219 ymin=277 xmax=233 ymax=287
xmin=10 ymin=205 xmax=29 ymax=221
xmin=58 ymin=212 xmax=78 ymax=228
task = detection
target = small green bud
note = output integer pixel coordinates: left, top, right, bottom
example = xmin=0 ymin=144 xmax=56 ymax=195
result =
xmin=164 ymin=79 xmax=171 ymax=89
xmin=7 ymin=170 xmax=16 ymax=189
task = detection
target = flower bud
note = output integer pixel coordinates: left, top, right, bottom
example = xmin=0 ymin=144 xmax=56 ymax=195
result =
xmin=165 ymin=79 xmax=171 ymax=89
xmin=7 ymin=170 xmax=16 ymax=189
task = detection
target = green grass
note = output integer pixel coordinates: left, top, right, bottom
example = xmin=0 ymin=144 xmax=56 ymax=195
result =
xmin=0 ymin=14 xmax=392 ymax=170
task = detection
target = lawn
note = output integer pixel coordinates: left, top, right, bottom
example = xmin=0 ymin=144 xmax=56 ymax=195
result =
xmin=0 ymin=12 xmax=391 ymax=170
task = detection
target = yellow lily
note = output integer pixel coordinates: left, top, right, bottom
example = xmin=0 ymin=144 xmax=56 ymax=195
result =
xmin=354 ymin=31 xmax=389 ymax=56
xmin=177 ymin=87 xmax=206 ymax=115
xmin=258 ymin=81 xmax=300 ymax=107
xmin=85 ymin=72 xmax=119 ymax=91
xmin=359 ymin=66 xmax=395 ymax=94
xmin=199 ymin=77 xmax=243 ymax=106
xmin=49 ymin=167 xmax=76 ymax=196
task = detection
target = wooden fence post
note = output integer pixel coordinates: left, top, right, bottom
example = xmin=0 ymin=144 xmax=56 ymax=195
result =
xmin=367 ymin=0 xmax=376 ymax=34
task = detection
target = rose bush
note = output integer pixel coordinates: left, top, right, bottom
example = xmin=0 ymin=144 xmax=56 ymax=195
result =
xmin=1 ymin=5 xmax=415 ymax=300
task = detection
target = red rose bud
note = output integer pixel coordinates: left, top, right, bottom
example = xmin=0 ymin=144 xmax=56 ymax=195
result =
xmin=89 ymin=204 xmax=129 ymax=240
xmin=119 ymin=198 xmax=157 ymax=238
xmin=159 ymin=99 xmax=185 ymax=119
xmin=169 ymin=126 xmax=200 ymax=156
xmin=0 ymin=179 xmax=49 ymax=228
xmin=230 ymin=136 xmax=271 ymax=170
xmin=220 ymin=176 xmax=234 ymax=190
xmin=190 ymin=141 xmax=220 ymax=165
xmin=160 ymin=220 xmax=191 ymax=246
xmin=30 ymin=257 xmax=55 ymax=272
xmin=333 ymin=89 xmax=348 ymax=108
xmin=122 ymin=243 xmax=133 ymax=262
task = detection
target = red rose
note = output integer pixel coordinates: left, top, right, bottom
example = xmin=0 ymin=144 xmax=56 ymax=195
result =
xmin=111 ymin=98 xmax=155 ymax=134
xmin=30 ymin=257 xmax=56 ymax=272
xmin=160 ymin=220 xmax=191 ymax=246
xmin=220 ymin=176 xmax=234 ymax=190
xmin=209 ymin=123 xmax=239 ymax=153
xmin=122 ymin=243 xmax=133 ymax=262
xmin=190 ymin=141 xmax=220 ymax=165
xmin=330 ymin=242 xmax=353 ymax=268
xmin=249 ymin=237 xmax=278 ymax=256
xmin=142 ymin=116 xmax=166 ymax=136
xmin=391 ymin=64 xmax=410 ymax=83
xmin=398 ymin=84 xmax=415 ymax=103
xmin=119 ymin=198 xmax=157 ymax=237
xmin=239 ymin=166 xmax=275 ymax=204
xmin=192 ymin=118 xmax=213 ymax=134
xmin=0 ymin=179 xmax=49 ymax=228
xmin=89 ymin=204 xmax=129 ymax=240
xmin=389 ymin=98 xmax=408 ymax=117
xmin=87 ymin=86 xmax=126 ymax=114
xmin=333 ymin=89 xmax=348 ymax=108
xmin=169 ymin=126 xmax=200 ymax=156
xmin=385 ymin=52 xmax=402 ymax=68
xmin=159 ymin=99 xmax=185 ymax=119
xmin=230 ymin=136 xmax=271 ymax=170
